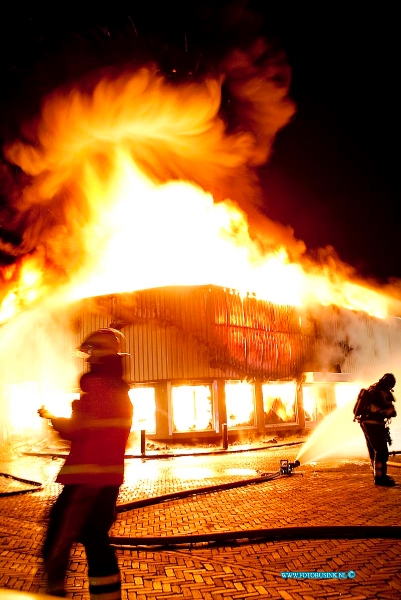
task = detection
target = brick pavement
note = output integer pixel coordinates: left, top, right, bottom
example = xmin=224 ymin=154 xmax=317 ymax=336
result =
xmin=1 ymin=438 xmax=401 ymax=599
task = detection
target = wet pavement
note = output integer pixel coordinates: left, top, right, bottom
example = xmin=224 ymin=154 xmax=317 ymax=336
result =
xmin=1 ymin=435 xmax=401 ymax=599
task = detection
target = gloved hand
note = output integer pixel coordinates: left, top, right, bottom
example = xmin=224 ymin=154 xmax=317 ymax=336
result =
xmin=37 ymin=406 xmax=54 ymax=419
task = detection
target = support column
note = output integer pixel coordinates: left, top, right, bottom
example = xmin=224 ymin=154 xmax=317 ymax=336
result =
xmin=155 ymin=381 xmax=170 ymax=439
xmin=254 ymin=381 xmax=265 ymax=434
xmin=215 ymin=378 xmax=227 ymax=433
xmin=296 ymin=379 xmax=306 ymax=429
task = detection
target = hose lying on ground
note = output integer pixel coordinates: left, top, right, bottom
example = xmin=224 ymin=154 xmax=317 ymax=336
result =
xmin=111 ymin=467 xmax=401 ymax=548
xmin=116 ymin=470 xmax=282 ymax=512
xmin=0 ymin=472 xmax=43 ymax=496
xmin=110 ymin=525 xmax=401 ymax=548
xmin=1 ymin=467 xmax=400 ymax=547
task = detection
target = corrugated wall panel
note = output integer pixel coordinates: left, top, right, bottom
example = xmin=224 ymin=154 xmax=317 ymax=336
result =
xmin=67 ymin=286 xmax=401 ymax=384
xmin=122 ymin=322 xmax=220 ymax=382
xmin=389 ymin=318 xmax=401 ymax=359
xmin=72 ymin=287 xmax=299 ymax=381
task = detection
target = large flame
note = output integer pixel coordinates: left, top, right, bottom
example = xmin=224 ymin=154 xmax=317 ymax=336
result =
xmin=0 ymin=58 xmax=399 ymax=324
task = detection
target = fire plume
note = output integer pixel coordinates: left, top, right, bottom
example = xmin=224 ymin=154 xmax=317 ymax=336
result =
xmin=0 ymin=53 xmax=399 ymax=324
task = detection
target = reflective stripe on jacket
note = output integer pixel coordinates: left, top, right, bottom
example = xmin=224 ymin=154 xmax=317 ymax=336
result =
xmin=51 ymin=373 xmax=133 ymax=486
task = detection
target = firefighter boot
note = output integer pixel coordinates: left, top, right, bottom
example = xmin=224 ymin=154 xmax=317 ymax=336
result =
xmin=375 ymin=477 xmax=396 ymax=486
xmin=47 ymin=586 xmax=66 ymax=598
xmin=374 ymin=462 xmax=396 ymax=486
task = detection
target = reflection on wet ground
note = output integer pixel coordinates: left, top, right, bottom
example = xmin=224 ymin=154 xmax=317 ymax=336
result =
xmin=2 ymin=430 xmax=401 ymax=599
xmin=0 ymin=437 xmax=372 ymax=504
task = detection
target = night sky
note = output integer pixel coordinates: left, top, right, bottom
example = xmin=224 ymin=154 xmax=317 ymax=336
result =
xmin=0 ymin=2 xmax=399 ymax=283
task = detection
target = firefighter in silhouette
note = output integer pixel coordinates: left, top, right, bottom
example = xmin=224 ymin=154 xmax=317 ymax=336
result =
xmin=38 ymin=328 xmax=133 ymax=598
xmin=356 ymin=373 xmax=397 ymax=487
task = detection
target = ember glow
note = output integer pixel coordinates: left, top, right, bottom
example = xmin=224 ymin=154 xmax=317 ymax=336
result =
xmin=262 ymin=382 xmax=296 ymax=424
xmin=0 ymin=63 xmax=398 ymax=325
xmin=225 ymin=382 xmax=255 ymax=427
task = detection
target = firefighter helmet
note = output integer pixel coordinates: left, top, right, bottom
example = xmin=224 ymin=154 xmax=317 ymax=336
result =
xmin=378 ymin=373 xmax=396 ymax=391
xmin=74 ymin=328 xmax=126 ymax=359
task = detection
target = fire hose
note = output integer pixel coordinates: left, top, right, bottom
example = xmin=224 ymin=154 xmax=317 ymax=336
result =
xmin=109 ymin=459 xmax=401 ymax=548
xmin=1 ymin=461 xmax=401 ymax=546
xmin=0 ymin=472 xmax=43 ymax=496
xmin=110 ymin=525 xmax=401 ymax=549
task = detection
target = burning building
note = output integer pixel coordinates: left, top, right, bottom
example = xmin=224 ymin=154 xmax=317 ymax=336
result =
xmin=1 ymin=21 xmax=401 ymax=444
xmin=62 ymin=287 xmax=401 ymax=444
xmin=1 ymin=282 xmax=400 ymax=445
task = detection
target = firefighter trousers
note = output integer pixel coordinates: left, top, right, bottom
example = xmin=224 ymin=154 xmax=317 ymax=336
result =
xmin=43 ymin=484 xmax=121 ymax=598
xmin=360 ymin=422 xmax=389 ymax=478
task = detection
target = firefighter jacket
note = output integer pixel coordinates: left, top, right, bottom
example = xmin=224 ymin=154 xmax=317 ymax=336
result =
xmin=362 ymin=384 xmax=397 ymax=425
xmin=50 ymin=357 xmax=133 ymax=486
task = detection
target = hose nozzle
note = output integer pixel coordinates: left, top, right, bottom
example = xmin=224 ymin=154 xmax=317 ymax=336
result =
xmin=280 ymin=459 xmax=300 ymax=475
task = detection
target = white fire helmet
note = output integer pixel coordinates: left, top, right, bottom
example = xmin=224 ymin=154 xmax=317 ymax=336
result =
xmin=74 ymin=328 xmax=127 ymax=359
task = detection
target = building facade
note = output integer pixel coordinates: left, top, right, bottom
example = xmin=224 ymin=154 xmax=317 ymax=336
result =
xmin=1 ymin=285 xmax=400 ymax=444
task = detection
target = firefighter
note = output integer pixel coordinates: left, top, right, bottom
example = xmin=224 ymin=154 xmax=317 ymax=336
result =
xmin=38 ymin=328 xmax=133 ymax=598
xmin=358 ymin=373 xmax=397 ymax=487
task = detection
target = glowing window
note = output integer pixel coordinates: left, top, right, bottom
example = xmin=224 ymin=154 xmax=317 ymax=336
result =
xmin=7 ymin=382 xmax=79 ymax=433
xmin=8 ymin=381 xmax=41 ymax=433
xmin=171 ymin=385 xmax=213 ymax=432
xmin=262 ymin=382 xmax=297 ymax=425
xmin=225 ymin=381 xmax=255 ymax=428
xmin=302 ymin=384 xmax=333 ymax=422
xmin=334 ymin=383 xmax=360 ymax=409
xmin=128 ymin=387 xmax=156 ymax=434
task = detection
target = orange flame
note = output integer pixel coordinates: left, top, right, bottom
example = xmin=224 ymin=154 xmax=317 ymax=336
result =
xmin=0 ymin=63 xmax=399 ymax=324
